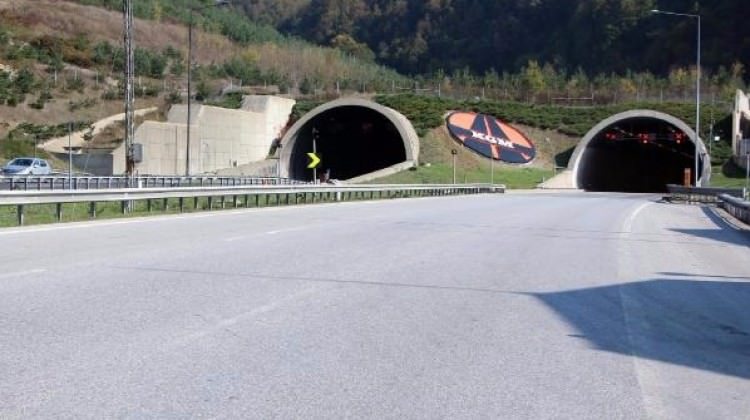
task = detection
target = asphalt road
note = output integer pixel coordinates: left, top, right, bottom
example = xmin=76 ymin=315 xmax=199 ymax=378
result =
xmin=1 ymin=193 xmax=748 ymax=419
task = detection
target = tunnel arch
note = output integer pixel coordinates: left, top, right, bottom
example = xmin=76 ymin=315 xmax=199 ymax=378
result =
xmin=280 ymin=98 xmax=419 ymax=181
xmin=570 ymin=110 xmax=710 ymax=192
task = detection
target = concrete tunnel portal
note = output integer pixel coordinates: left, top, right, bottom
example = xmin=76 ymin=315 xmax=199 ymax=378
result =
xmin=280 ymin=98 xmax=419 ymax=182
xmin=571 ymin=110 xmax=710 ymax=192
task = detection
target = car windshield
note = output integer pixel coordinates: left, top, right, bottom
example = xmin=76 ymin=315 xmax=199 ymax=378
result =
xmin=8 ymin=158 xmax=33 ymax=167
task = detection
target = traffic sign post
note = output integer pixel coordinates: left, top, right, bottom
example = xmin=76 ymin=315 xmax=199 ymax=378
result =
xmin=307 ymin=150 xmax=322 ymax=184
xmin=311 ymin=128 xmax=319 ymax=183
xmin=451 ymin=149 xmax=458 ymax=184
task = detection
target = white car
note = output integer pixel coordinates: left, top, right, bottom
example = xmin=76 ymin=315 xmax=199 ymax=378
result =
xmin=1 ymin=157 xmax=53 ymax=175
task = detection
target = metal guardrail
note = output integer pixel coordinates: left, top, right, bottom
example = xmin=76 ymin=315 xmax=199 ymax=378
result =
xmin=0 ymin=175 xmax=305 ymax=191
xmin=0 ymin=183 xmax=505 ymax=226
xmin=666 ymin=184 xmax=744 ymax=204
xmin=718 ymin=193 xmax=750 ymax=224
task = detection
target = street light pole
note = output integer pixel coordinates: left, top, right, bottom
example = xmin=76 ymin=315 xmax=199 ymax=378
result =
xmin=186 ymin=0 xmax=230 ymax=176
xmin=186 ymin=9 xmax=193 ymax=176
xmin=651 ymin=9 xmax=701 ymax=186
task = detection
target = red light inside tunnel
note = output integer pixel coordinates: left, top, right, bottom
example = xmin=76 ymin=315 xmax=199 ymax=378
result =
xmin=672 ymin=132 xmax=686 ymax=144
xmin=638 ymin=133 xmax=649 ymax=144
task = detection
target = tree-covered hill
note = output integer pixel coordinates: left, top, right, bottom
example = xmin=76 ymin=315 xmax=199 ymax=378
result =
xmin=261 ymin=0 xmax=749 ymax=78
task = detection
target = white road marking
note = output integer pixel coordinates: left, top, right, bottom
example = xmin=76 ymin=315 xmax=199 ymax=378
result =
xmin=165 ymin=286 xmax=321 ymax=350
xmin=623 ymin=202 xmax=652 ymax=233
xmin=224 ymin=225 xmax=315 ymax=242
xmin=0 ymin=268 xmax=47 ymax=279
xmin=266 ymin=226 xmax=309 ymax=235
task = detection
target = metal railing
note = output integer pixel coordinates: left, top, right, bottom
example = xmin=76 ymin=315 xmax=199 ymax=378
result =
xmin=666 ymin=184 xmax=744 ymax=204
xmin=718 ymin=194 xmax=750 ymax=224
xmin=0 ymin=175 xmax=305 ymax=191
xmin=0 ymin=183 xmax=505 ymax=226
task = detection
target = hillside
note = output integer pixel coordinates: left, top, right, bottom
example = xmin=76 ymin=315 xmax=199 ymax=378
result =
xmin=0 ymin=0 xmax=405 ymax=161
xmin=275 ymin=0 xmax=750 ymax=78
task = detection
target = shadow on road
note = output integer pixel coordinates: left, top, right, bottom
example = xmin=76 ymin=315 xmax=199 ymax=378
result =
xmin=531 ymin=279 xmax=750 ymax=379
xmin=668 ymin=207 xmax=750 ymax=248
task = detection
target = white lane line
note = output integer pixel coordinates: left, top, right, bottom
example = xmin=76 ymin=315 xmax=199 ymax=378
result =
xmin=623 ymin=202 xmax=652 ymax=233
xmin=266 ymin=226 xmax=309 ymax=235
xmin=0 ymin=268 xmax=47 ymax=279
xmin=224 ymin=225 xmax=314 ymax=242
xmin=165 ymin=286 xmax=320 ymax=350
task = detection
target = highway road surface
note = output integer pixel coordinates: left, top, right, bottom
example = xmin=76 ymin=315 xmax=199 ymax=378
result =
xmin=1 ymin=192 xmax=748 ymax=419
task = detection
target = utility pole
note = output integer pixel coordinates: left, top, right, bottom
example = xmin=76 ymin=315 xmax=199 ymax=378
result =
xmin=123 ymin=0 xmax=135 ymax=176
xmin=68 ymin=122 xmax=73 ymax=186
xmin=186 ymin=1 xmax=231 ymax=177
xmin=186 ymin=8 xmax=194 ymax=176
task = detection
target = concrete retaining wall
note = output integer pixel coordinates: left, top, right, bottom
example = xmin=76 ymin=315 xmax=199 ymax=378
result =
xmin=112 ymin=95 xmax=295 ymax=175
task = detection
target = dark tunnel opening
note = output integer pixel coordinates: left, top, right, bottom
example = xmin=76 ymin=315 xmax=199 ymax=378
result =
xmin=578 ymin=118 xmax=701 ymax=193
xmin=289 ymin=106 xmax=407 ymax=181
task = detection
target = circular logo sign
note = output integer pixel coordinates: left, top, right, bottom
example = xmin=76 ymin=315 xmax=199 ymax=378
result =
xmin=447 ymin=112 xmax=536 ymax=164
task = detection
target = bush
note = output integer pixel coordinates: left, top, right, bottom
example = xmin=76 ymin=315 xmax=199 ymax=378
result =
xmin=65 ymin=76 xmax=85 ymax=93
xmin=68 ymin=97 xmax=98 ymax=111
xmin=206 ymin=92 xmax=243 ymax=109
xmin=101 ymin=89 xmax=119 ymax=100
xmin=29 ymin=90 xmax=52 ymax=110
xmin=14 ymin=68 xmax=35 ymax=94
xmin=165 ymin=90 xmax=182 ymax=105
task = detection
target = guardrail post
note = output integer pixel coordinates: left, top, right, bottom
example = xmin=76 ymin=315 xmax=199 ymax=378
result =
xmin=207 ymin=197 xmax=213 ymax=209
xmin=55 ymin=203 xmax=63 ymax=222
xmin=147 ymin=199 xmax=152 ymax=213
xmin=220 ymin=196 xmax=226 ymax=209
xmin=121 ymin=200 xmax=128 ymax=214
xmin=194 ymin=197 xmax=199 ymax=210
xmin=17 ymin=205 xmax=24 ymax=226
xmin=89 ymin=202 xmax=96 ymax=219
xmin=179 ymin=197 xmax=185 ymax=212
xmin=255 ymin=194 xmax=260 ymax=207
xmin=232 ymin=195 xmax=238 ymax=208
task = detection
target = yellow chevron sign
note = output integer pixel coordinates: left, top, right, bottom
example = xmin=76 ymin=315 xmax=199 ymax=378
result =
xmin=307 ymin=152 xmax=321 ymax=169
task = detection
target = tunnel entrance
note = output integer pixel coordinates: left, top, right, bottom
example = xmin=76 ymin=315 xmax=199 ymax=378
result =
xmin=281 ymin=98 xmax=419 ymax=182
xmin=571 ymin=111 xmax=709 ymax=192
xmin=289 ymin=107 xmax=406 ymax=181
